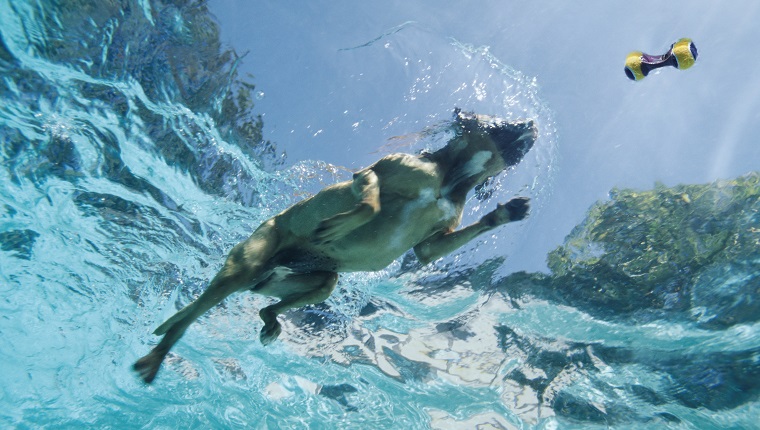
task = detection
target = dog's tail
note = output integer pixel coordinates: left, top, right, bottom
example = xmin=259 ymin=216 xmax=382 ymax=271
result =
xmin=134 ymin=301 xmax=201 ymax=384
xmin=153 ymin=302 xmax=194 ymax=335
xmin=135 ymin=217 xmax=282 ymax=384
xmin=134 ymin=278 xmax=242 ymax=384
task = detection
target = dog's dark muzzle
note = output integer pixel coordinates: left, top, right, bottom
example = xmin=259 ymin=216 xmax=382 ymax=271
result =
xmin=489 ymin=119 xmax=537 ymax=167
xmin=453 ymin=109 xmax=537 ymax=167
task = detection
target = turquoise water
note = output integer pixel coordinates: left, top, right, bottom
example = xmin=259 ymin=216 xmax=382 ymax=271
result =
xmin=1 ymin=1 xmax=758 ymax=429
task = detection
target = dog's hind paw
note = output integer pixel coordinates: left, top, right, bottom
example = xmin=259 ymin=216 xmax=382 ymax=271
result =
xmin=260 ymin=321 xmax=282 ymax=346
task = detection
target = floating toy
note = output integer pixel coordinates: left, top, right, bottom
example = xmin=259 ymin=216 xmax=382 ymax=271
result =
xmin=625 ymin=38 xmax=698 ymax=81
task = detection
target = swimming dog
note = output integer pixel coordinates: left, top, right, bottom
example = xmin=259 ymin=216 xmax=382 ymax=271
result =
xmin=134 ymin=109 xmax=537 ymax=383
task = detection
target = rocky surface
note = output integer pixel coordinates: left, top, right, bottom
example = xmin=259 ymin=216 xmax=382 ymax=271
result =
xmin=268 ymin=172 xmax=760 ymax=426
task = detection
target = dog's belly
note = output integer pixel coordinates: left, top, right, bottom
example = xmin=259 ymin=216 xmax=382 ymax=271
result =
xmin=275 ymin=187 xmax=461 ymax=273
xmin=274 ymin=248 xmax=340 ymax=273
xmin=322 ymin=195 xmax=459 ymax=272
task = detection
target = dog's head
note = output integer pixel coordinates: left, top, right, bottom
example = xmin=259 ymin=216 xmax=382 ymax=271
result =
xmin=454 ymin=108 xmax=537 ymax=168
xmin=434 ymin=109 xmax=537 ymax=198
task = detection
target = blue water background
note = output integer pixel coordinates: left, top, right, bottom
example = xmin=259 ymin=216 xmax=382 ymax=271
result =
xmin=1 ymin=0 xmax=759 ymax=428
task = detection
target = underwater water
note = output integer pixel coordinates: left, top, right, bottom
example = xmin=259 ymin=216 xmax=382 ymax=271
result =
xmin=1 ymin=0 xmax=759 ymax=429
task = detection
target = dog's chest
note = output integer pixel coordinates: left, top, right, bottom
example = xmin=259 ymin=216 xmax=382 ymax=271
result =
xmin=398 ymin=188 xmax=456 ymax=222
xmin=385 ymin=188 xmax=458 ymax=246
xmin=435 ymin=195 xmax=458 ymax=221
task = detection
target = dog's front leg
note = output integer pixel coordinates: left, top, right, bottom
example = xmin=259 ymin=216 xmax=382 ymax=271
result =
xmin=413 ymin=197 xmax=529 ymax=265
xmin=314 ymin=169 xmax=380 ymax=243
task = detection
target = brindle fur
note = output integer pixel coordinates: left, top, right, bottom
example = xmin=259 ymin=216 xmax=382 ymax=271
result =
xmin=134 ymin=109 xmax=537 ymax=383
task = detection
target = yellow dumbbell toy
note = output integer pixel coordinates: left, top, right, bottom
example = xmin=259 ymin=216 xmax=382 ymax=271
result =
xmin=625 ymin=38 xmax=698 ymax=81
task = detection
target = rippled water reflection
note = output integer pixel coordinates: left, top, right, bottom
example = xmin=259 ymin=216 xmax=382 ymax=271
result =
xmin=1 ymin=1 xmax=757 ymax=429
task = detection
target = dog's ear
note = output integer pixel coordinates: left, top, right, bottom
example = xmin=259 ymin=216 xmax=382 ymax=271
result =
xmin=452 ymin=108 xmax=478 ymax=132
xmin=452 ymin=107 xmax=474 ymax=120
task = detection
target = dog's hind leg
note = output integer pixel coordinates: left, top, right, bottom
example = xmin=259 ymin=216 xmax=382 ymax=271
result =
xmin=255 ymin=271 xmax=339 ymax=345
xmin=133 ymin=219 xmax=281 ymax=384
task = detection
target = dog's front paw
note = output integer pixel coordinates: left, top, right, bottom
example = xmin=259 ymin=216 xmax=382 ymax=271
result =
xmin=505 ymin=197 xmax=530 ymax=221
xmin=481 ymin=197 xmax=530 ymax=227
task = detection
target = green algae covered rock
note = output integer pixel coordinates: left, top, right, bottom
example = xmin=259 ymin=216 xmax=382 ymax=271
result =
xmin=487 ymin=173 xmax=760 ymax=415
xmin=539 ymin=172 xmax=760 ymax=326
